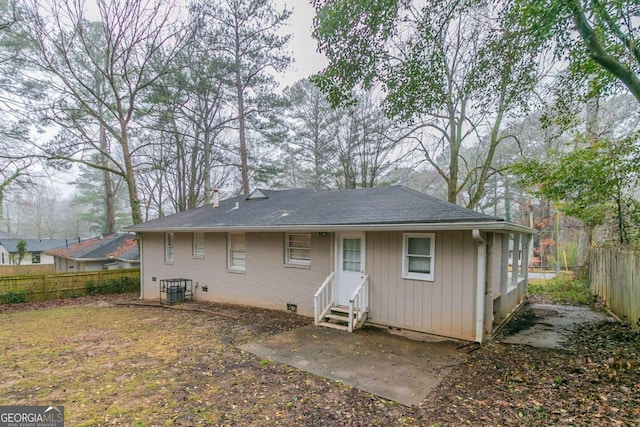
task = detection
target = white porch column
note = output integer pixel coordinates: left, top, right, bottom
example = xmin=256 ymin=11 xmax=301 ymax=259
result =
xmin=484 ymin=233 xmax=496 ymax=335
xmin=473 ymin=230 xmax=486 ymax=343
xmin=511 ymin=232 xmax=521 ymax=287
xmin=499 ymin=233 xmax=509 ymax=320
xmin=511 ymin=233 xmax=521 ymax=310
xmin=521 ymin=234 xmax=531 ymax=298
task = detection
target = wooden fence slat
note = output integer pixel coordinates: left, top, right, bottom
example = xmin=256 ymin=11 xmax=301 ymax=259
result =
xmin=590 ymin=248 xmax=639 ymax=328
xmin=0 ymin=268 xmax=140 ymax=303
xmin=0 ymin=264 xmax=54 ymax=276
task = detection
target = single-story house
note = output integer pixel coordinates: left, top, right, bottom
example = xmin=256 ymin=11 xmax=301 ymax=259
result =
xmin=126 ymin=186 xmax=533 ymax=343
xmin=46 ymin=233 xmax=140 ymax=272
xmin=0 ymin=239 xmax=68 ymax=265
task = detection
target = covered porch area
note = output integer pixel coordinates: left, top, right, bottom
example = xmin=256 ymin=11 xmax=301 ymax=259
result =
xmin=486 ymin=231 xmax=531 ymax=335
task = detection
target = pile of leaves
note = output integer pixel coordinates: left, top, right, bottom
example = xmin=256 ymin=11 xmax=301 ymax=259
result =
xmin=411 ymin=320 xmax=640 ymax=425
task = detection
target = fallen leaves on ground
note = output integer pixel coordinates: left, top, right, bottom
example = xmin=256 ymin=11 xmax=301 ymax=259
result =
xmin=415 ymin=320 xmax=639 ymax=426
xmin=0 ymin=295 xmax=638 ymax=426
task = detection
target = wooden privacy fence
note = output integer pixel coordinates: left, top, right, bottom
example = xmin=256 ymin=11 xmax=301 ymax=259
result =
xmin=590 ymin=248 xmax=640 ymax=328
xmin=0 ymin=264 xmax=54 ymax=276
xmin=0 ymin=268 xmax=140 ymax=303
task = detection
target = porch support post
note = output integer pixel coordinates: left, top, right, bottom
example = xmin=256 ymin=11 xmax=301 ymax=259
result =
xmin=499 ymin=233 xmax=509 ymax=320
xmin=510 ymin=233 xmax=521 ymax=310
xmin=473 ymin=229 xmax=486 ymax=343
xmin=521 ymin=233 xmax=531 ymax=297
xmin=511 ymin=232 xmax=521 ymax=288
xmin=484 ymin=233 xmax=495 ymax=335
xmin=138 ymin=234 xmax=144 ymax=300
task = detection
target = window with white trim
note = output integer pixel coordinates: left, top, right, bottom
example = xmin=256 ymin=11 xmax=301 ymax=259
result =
xmin=165 ymin=232 xmax=175 ymax=262
xmin=285 ymin=233 xmax=311 ymax=265
xmin=228 ymin=233 xmax=246 ymax=271
xmin=192 ymin=232 xmax=205 ymax=257
xmin=402 ymin=233 xmax=435 ymax=281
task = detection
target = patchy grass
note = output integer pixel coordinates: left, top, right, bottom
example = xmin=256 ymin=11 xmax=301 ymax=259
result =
xmin=0 ymin=301 xmax=407 ymax=426
xmin=528 ymin=274 xmax=597 ymax=306
xmin=1 ymin=296 xmax=638 ymax=426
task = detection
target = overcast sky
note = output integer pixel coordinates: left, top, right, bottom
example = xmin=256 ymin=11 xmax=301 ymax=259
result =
xmin=46 ymin=1 xmax=328 ymax=194
xmin=275 ymin=1 xmax=328 ymax=88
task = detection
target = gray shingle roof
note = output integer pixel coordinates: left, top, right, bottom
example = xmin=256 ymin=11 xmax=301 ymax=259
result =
xmin=0 ymin=239 xmax=68 ymax=253
xmin=127 ymin=186 xmax=505 ymax=231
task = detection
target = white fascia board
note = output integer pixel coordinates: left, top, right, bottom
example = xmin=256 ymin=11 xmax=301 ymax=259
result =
xmin=59 ymin=256 xmax=110 ymax=262
xmin=128 ymin=221 xmax=534 ymax=235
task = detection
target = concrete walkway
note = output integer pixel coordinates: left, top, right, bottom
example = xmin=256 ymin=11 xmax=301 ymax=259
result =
xmin=499 ymin=303 xmax=614 ymax=349
xmin=239 ymin=325 xmax=467 ymax=406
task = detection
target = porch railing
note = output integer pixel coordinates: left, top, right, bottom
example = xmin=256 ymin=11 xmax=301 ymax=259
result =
xmin=313 ymin=272 xmax=335 ymax=326
xmin=348 ymin=275 xmax=369 ymax=332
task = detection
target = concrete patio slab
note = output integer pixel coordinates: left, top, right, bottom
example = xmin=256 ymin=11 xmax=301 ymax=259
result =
xmin=239 ymin=325 xmax=467 ymax=406
xmin=500 ymin=303 xmax=614 ymax=349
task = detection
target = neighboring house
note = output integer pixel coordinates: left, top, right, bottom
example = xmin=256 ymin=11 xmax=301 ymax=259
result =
xmin=0 ymin=239 xmax=68 ymax=265
xmin=46 ymin=233 xmax=140 ymax=273
xmin=126 ymin=186 xmax=533 ymax=343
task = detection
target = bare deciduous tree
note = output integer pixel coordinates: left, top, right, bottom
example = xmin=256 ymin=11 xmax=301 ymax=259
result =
xmin=17 ymin=0 xmax=193 ymax=224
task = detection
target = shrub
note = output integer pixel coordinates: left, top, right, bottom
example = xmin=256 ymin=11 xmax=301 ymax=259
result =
xmin=0 ymin=290 xmax=28 ymax=304
xmin=85 ymin=276 xmax=137 ymax=295
xmin=86 ymin=280 xmax=99 ymax=296
xmin=528 ymin=274 xmax=596 ymax=306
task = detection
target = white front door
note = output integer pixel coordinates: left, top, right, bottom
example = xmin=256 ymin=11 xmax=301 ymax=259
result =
xmin=336 ymin=232 xmax=365 ymax=306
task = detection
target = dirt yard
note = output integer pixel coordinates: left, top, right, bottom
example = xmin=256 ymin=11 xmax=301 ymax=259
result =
xmin=1 ymin=294 xmax=639 ymax=426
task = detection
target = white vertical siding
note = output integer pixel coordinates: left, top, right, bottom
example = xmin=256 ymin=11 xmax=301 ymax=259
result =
xmin=366 ymin=230 xmax=478 ymax=341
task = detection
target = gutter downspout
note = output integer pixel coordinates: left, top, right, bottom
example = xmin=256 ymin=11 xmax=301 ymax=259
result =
xmin=473 ymin=229 xmax=486 ymax=343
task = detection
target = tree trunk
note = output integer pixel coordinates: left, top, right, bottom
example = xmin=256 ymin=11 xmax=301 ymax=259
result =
xmin=203 ymin=126 xmax=212 ymax=205
xmin=235 ymin=27 xmax=250 ymax=195
xmin=99 ymin=122 xmax=116 ymax=235
xmin=120 ymin=123 xmax=142 ymax=225
xmin=448 ymin=127 xmax=461 ymax=204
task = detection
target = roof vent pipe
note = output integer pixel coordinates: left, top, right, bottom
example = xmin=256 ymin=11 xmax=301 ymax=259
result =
xmin=213 ymin=188 xmax=219 ymax=208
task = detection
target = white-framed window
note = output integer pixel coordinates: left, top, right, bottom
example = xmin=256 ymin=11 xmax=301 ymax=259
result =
xmin=165 ymin=232 xmax=174 ymax=263
xmin=227 ymin=233 xmax=246 ymax=271
xmin=342 ymin=238 xmax=362 ymax=272
xmin=285 ymin=233 xmax=311 ymax=265
xmin=402 ymin=233 xmax=435 ymax=281
xmin=192 ymin=232 xmax=205 ymax=257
